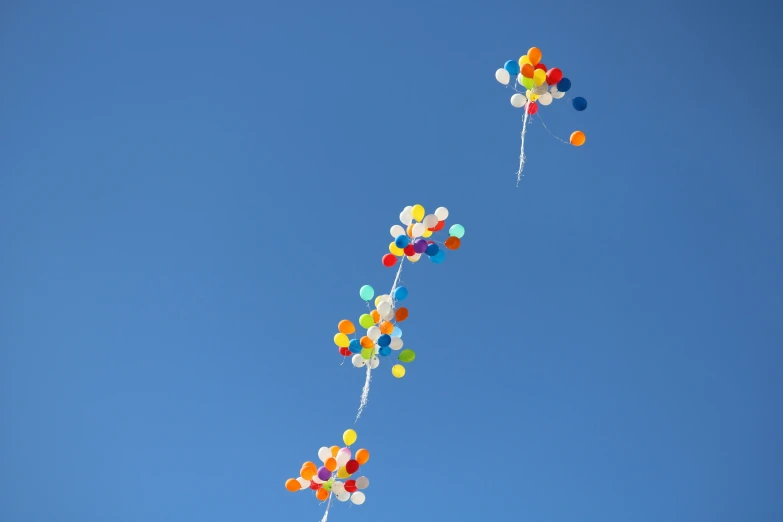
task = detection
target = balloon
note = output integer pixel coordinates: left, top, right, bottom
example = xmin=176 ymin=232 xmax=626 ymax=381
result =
xmin=425 ymin=243 xmax=439 ymax=256
xmin=317 ymin=466 xmax=331 ymax=481
xmin=369 ymin=355 xmax=379 ymax=369
xmin=360 ymin=336 xmax=374 ymax=348
xmin=534 ymin=62 xmax=547 ymax=72
xmin=343 ymin=429 xmax=357 ymax=446
xmin=301 ymin=467 xmax=316 ymax=481
xmin=444 ymin=236 xmax=461 ymax=250
xmin=389 ymin=225 xmax=405 ymax=239
xmin=533 ymin=83 xmax=548 ymax=95
xmin=377 ymin=334 xmax=391 ymax=347
xmin=411 ymin=204 xmax=425 ymax=222
xmin=344 ymin=480 xmax=358 ymax=493
xmin=412 ymin=222 xmax=426 ymax=237
xmin=403 ymin=244 xmax=415 ymax=256
xmin=406 ymin=224 xmax=414 ymax=237
xmin=367 ymin=326 xmax=381 ymax=341
xmin=337 ymin=466 xmax=350 ymax=479
xmin=382 ymin=253 xmax=397 ymax=267
xmin=422 ymin=214 xmax=438 ymax=229
xmin=339 ymin=346 xmax=351 ymax=356
xmin=570 ymin=130 xmax=586 ymax=146
xmin=394 ymin=235 xmax=409 ymax=249
xmin=510 ymin=93 xmax=526 ymax=108
xmin=449 ymin=224 xmax=465 ymax=238
xmin=322 ymin=481 xmax=333 ymax=492
xmin=495 ymin=68 xmax=510 ymax=85
xmin=318 ymin=447 xmax=332 ymax=463
xmin=395 ymin=307 xmax=408 ymax=322
xmin=390 ymin=337 xmax=403 ymax=350
xmin=336 ymin=491 xmax=350 ymax=502
xmin=336 ymin=448 xmax=351 ymax=467
xmin=351 ymin=492 xmax=366 ymax=505
xmin=346 ymin=460 xmax=360 ymax=474
xmin=557 ymin=77 xmax=571 ymax=92
xmin=355 ymin=448 xmax=370 ymax=464
xmin=521 ymin=76 xmax=534 ymax=90
xmin=533 ymin=68 xmax=546 ymax=86
xmin=518 ymin=55 xmax=531 ymax=66
xmin=310 ymin=480 xmax=322 ymax=489
xmin=538 ymin=92 xmax=553 ymax=106
xmin=330 ymin=446 xmax=340 ymax=457
xmin=407 ymin=253 xmax=421 ymax=262
xmin=434 ymin=207 xmax=449 ymax=220
xmin=325 ymin=457 xmax=337 ymax=472
xmin=430 ymin=220 xmax=445 ymax=232
xmin=316 ymin=488 xmax=329 ymax=501
xmin=333 ymin=480 xmax=346 ymax=494
xmin=526 ymin=101 xmax=538 ymax=115
xmin=551 ymin=90 xmax=565 ymax=99
xmin=504 ymin=59 xmax=520 ymax=77
xmin=379 ymin=346 xmax=391 ymax=356
xmin=389 ymin=241 xmax=404 ymax=256
xmin=338 ymin=320 xmax=355 ymax=335
xmin=392 ymin=364 xmax=406 ymax=378
xmin=359 ymin=314 xmax=374 ymax=329
xmin=286 ymin=478 xmax=300 ymax=492
xmin=393 ymin=286 xmax=408 ymax=301
xmin=546 ymin=67 xmax=563 ymax=85
xmin=399 ymin=206 xmax=413 ymax=225
xmin=413 ymin=238 xmax=428 ymax=254
xmin=296 ymin=477 xmax=310 ymax=490
xmin=572 ymin=97 xmax=587 ymax=111
xmin=430 ymin=250 xmax=445 ymax=264
xmin=398 ymin=349 xmax=416 ymax=363
xmin=422 ymin=228 xmax=433 ymax=238
xmin=379 ymin=321 xmax=393 ymax=334
xmin=391 ymin=326 xmax=402 ymax=338
xmin=334 ymin=333 xmax=349 ymax=347
xmin=355 ymin=476 xmax=370 ymax=490
xmin=361 ymin=347 xmax=373 ymax=360
xmin=370 ymin=310 xmax=381 ymax=323
xmin=528 ymin=47 xmax=542 ymax=65
xmin=359 ymin=285 xmax=374 ymax=301
xmin=352 ymin=354 xmax=366 ymax=367
xmin=521 ymin=63 xmax=535 ymax=78
xmin=377 ymin=301 xmax=392 ymax=318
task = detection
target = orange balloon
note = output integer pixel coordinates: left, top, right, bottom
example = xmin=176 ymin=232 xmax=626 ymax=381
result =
xmin=285 ymin=478 xmax=300 ymax=492
xmin=379 ymin=321 xmax=394 ymax=334
xmin=445 ymin=237 xmax=461 ymax=250
xmin=370 ymin=310 xmax=381 ymax=324
xmin=528 ymin=47 xmax=542 ymax=65
xmin=302 ymin=461 xmax=317 ymax=470
xmin=570 ymin=130 xmax=586 ymax=146
xmin=325 ymin=457 xmax=337 ymax=472
xmin=395 ymin=307 xmax=408 ymax=322
xmin=300 ymin=467 xmax=315 ymax=480
xmin=316 ymin=488 xmax=329 ymax=501
xmin=355 ymin=448 xmax=370 ymax=465
xmin=521 ymin=63 xmax=535 ymax=79
xmin=407 ymin=224 xmax=414 ymax=237
xmin=338 ymin=320 xmax=355 ymax=335
xmin=330 ymin=446 xmax=340 ymax=457
xmin=360 ymin=336 xmax=374 ymax=348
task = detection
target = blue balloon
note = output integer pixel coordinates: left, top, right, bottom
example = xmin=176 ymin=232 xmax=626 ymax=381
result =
xmin=557 ymin=78 xmax=571 ymax=92
xmin=391 ymin=326 xmax=403 ymax=338
xmin=394 ymin=234 xmax=409 ymax=249
xmin=572 ymin=97 xmax=587 ymax=111
xmin=425 ymin=243 xmax=439 ymax=257
xmin=504 ymin=59 xmax=520 ymax=77
xmin=393 ymin=286 xmax=408 ymax=301
xmin=349 ymin=339 xmax=362 ymax=354
xmin=379 ymin=346 xmax=391 ymax=357
xmin=431 ymin=249 xmax=446 ymax=264
xmin=377 ymin=334 xmax=391 ymax=347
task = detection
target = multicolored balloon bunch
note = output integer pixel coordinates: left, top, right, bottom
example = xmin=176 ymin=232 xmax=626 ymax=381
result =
xmin=382 ymin=205 xmax=464 ymax=267
xmin=285 ymin=429 xmax=370 ymax=506
xmin=334 ymin=283 xmax=415 ymax=378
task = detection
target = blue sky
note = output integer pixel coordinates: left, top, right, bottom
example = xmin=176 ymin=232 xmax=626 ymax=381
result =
xmin=1 ymin=1 xmax=781 ymax=521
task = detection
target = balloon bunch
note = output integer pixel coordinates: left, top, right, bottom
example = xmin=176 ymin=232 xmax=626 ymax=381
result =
xmin=285 ymin=429 xmax=371 ymax=509
xmin=382 ymin=204 xmax=464 ymax=268
xmin=495 ymin=46 xmax=589 ymax=183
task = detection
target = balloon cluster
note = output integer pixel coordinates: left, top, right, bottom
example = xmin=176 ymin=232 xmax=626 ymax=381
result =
xmin=285 ymin=429 xmax=371 ymax=505
xmin=495 ymin=46 xmax=588 ymax=147
xmin=382 ymin=205 xmax=464 ymax=267
xmin=334 ymin=283 xmax=415 ymax=378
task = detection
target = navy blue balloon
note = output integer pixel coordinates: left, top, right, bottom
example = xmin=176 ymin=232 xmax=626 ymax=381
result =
xmin=379 ymin=346 xmax=391 ymax=357
xmin=393 ymin=286 xmax=408 ymax=301
xmin=349 ymin=339 xmax=362 ymax=353
xmin=504 ymin=59 xmax=520 ymax=77
xmin=377 ymin=334 xmax=391 ymax=347
xmin=394 ymin=234 xmax=409 ymax=249
xmin=572 ymin=97 xmax=587 ymax=111
xmin=425 ymin=243 xmax=439 ymax=257
xmin=557 ymin=78 xmax=571 ymax=92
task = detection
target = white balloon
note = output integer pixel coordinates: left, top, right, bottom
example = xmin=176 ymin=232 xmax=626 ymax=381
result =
xmin=407 ymin=253 xmax=421 ymax=262
xmin=382 ymin=309 xmax=395 ymax=322
xmin=435 ymin=207 xmax=449 ymax=220
xmin=377 ymin=302 xmax=392 ymax=318
xmin=539 ymin=92 xmax=553 ymax=106
xmin=549 ymin=84 xmax=559 ymax=93
xmin=318 ymin=447 xmax=332 ymax=463
xmin=510 ymin=93 xmax=526 ymax=108
xmin=422 ymin=214 xmax=438 ymax=229
xmin=367 ymin=326 xmax=381 ymax=341
xmin=337 ymin=491 xmax=351 ymax=502
xmin=495 ymin=68 xmax=510 ymax=85
xmin=312 ymin=475 xmax=325 ymax=484
xmin=355 ymin=476 xmax=370 ymax=489
xmin=390 ymin=337 xmax=403 ymax=350
xmin=370 ymin=356 xmax=380 ymax=369
xmin=297 ymin=477 xmax=310 ymax=490
xmin=552 ymin=90 xmax=565 ymax=99
xmin=336 ymin=449 xmax=351 ymax=467
xmin=399 ymin=206 xmax=413 ymax=225
xmin=516 ymin=73 xmax=525 ymax=85
xmin=411 ymin=222 xmax=426 ymax=237
xmin=351 ymin=491 xmax=366 ymax=505
xmin=332 ymin=481 xmax=346 ymax=495
xmin=390 ymin=225 xmax=406 ymax=238
xmin=352 ymin=354 xmax=366 ymax=367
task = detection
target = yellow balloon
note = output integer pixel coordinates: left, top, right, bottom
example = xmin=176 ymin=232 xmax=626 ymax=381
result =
xmin=518 ymin=55 xmax=531 ymax=67
xmin=411 ymin=204 xmax=425 ymax=222
xmin=343 ymin=428 xmax=357 ymax=446
xmin=533 ymin=68 xmax=546 ymax=86
xmin=374 ymin=296 xmax=382 ymax=307
xmin=334 ymin=333 xmax=349 ymax=347
xmin=392 ymin=364 xmax=406 ymax=378
xmin=528 ymin=92 xmax=538 ymax=102
xmin=337 ymin=466 xmax=350 ymax=478
xmin=389 ymin=241 xmax=404 ymax=256
xmin=422 ymin=228 xmax=433 ymax=238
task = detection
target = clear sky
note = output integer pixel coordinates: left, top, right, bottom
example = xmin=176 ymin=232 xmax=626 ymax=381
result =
xmin=1 ymin=1 xmax=781 ymax=521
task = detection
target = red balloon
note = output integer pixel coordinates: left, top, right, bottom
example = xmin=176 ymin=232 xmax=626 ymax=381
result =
xmin=546 ymin=67 xmax=563 ymax=85
xmin=429 ymin=220 xmax=445 ymax=232
xmin=346 ymin=459 xmax=360 ymax=474
xmin=382 ymin=253 xmax=397 ymax=267
xmin=404 ymin=244 xmax=415 ymax=256
xmin=339 ymin=347 xmax=351 ymax=356
xmin=310 ymin=480 xmax=321 ymax=490
xmin=344 ymin=480 xmax=358 ymax=493
xmin=534 ymin=63 xmax=547 ymax=72
xmin=526 ymin=102 xmax=538 ymax=115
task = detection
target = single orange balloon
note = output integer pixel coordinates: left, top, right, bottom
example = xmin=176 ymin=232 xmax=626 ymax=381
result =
xmin=330 ymin=446 xmax=340 ymax=457
xmin=528 ymin=47 xmax=542 ymax=65
xmin=445 ymin=237 xmax=461 ymax=250
xmin=338 ymin=320 xmax=355 ymax=335
xmin=379 ymin=321 xmax=394 ymax=334
xmin=325 ymin=457 xmax=337 ymax=472
xmin=370 ymin=310 xmax=381 ymax=324
xmin=395 ymin=307 xmax=408 ymax=322
xmin=570 ymin=130 xmax=586 ymax=146
xmin=300 ymin=467 xmax=315 ymax=480
xmin=302 ymin=461 xmax=317 ymax=470
xmin=360 ymin=336 xmax=374 ymax=348
xmin=355 ymin=448 xmax=370 ymax=465
xmin=316 ymin=488 xmax=329 ymax=501
xmin=285 ymin=478 xmax=300 ymax=492
xmin=521 ymin=63 xmax=535 ymax=79
xmin=406 ymin=224 xmax=414 ymax=237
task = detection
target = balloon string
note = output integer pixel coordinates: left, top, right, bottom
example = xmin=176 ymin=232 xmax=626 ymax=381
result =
xmin=319 ymin=489 xmax=333 ymax=522
xmin=535 ymin=112 xmax=569 ymax=145
xmin=516 ymin=108 xmax=530 ymax=186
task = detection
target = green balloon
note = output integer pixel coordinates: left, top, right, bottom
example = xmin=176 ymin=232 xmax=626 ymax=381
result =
xmin=398 ymin=349 xmax=416 ymax=363
xmin=361 ymin=347 xmax=374 ymax=360
xmin=359 ymin=314 xmax=375 ymax=329
xmin=521 ymin=76 xmax=534 ymax=90
xmin=323 ymin=481 xmax=332 ymax=491
xmin=359 ymin=285 xmax=374 ymax=301
xmin=449 ymin=224 xmax=465 ymax=239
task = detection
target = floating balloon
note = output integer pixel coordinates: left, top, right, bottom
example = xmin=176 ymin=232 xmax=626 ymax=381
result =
xmin=527 ymin=47 xmax=542 ymax=65
xmin=526 ymin=101 xmax=538 ymax=115
xmin=382 ymin=253 xmax=397 ymax=267
xmin=495 ymin=68 xmax=510 ymax=85
xmin=539 ymin=92 xmax=553 ymax=106
xmin=504 ymin=59 xmax=520 ymax=77
xmin=393 ymin=286 xmax=408 ymax=301
xmin=546 ymin=67 xmax=563 ymax=85
xmin=392 ymin=364 xmax=406 ymax=378
xmin=398 ymin=349 xmax=416 ymax=363
xmin=338 ymin=320 xmax=355 ymax=335
xmin=449 ymin=224 xmax=465 ymax=238
xmin=510 ymin=93 xmax=526 ymax=108
xmin=572 ymin=97 xmax=587 ymax=111
xmin=570 ymin=130 xmax=586 ymax=146
xmin=521 ymin=63 xmax=535 ymax=78
xmin=557 ymin=77 xmax=571 ymax=92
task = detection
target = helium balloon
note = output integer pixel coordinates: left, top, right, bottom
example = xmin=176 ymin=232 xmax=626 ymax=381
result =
xmin=534 ymin=62 xmax=547 ymax=72
xmin=434 ymin=207 xmax=449 ymax=220
xmin=359 ymin=285 xmax=374 ymax=301
xmin=392 ymin=364 xmax=406 ymax=378
xmin=355 ymin=448 xmax=370 ymax=464
xmin=422 ymin=214 xmax=438 ymax=228
xmin=359 ymin=314 xmax=374 ymax=329
xmin=395 ymin=307 xmax=408 ymax=321
xmin=338 ymin=320 xmax=355 ymax=335
xmin=518 ymin=55 xmax=531 ymax=66
xmin=344 ymin=480 xmax=358 ymax=493
xmin=334 ymin=333 xmax=349 ymax=347
xmin=346 ymin=460 xmax=360 ymax=474
xmin=382 ymin=253 xmax=397 ymax=267
xmin=393 ymin=286 xmax=408 ymax=301
xmin=356 ymin=476 xmax=369 ymax=489
xmin=399 ymin=206 xmax=413 ymax=225
xmin=495 ymin=68 xmax=510 ymax=85
xmin=339 ymin=347 xmax=351 ymax=356
xmin=286 ymin=478 xmax=300 ymax=492
xmin=526 ymin=101 xmax=538 ymax=115
xmin=521 ymin=76 xmax=534 ymax=90
xmin=521 ymin=63 xmax=535 ymax=78
xmin=377 ymin=334 xmax=391 ymax=347
xmin=444 ymin=236 xmax=461 ymax=250
xmin=572 ymin=97 xmax=587 ymax=111
xmin=546 ymin=67 xmax=563 ymax=85
xmin=316 ymin=488 xmax=329 ymax=501
xmin=317 ymin=466 xmax=331 ymax=481
xmin=390 ymin=337 xmax=403 ymax=350
xmin=398 ymin=349 xmax=416 ymax=363
xmin=343 ymin=429 xmax=357 ymax=446
xmin=449 ymin=224 xmax=465 ymax=238
xmin=391 ymin=326 xmax=402 ymax=338
xmin=351 ymin=491 xmax=366 ymax=505
xmin=510 ymin=93 xmax=526 ymax=108
xmin=425 ymin=243 xmax=439 ymax=256
xmin=570 ymin=130 xmax=586 ymax=146
xmin=379 ymin=346 xmax=391 ymax=356
xmin=504 ymin=59 xmax=520 ymax=77
xmin=557 ymin=77 xmax=571 ymax=92
xmin=539 ymin=92 xmax=553 ymax=106
xmin=413 ymin=238 xmax=428 ymax=254
xmin=389 ymin=225 xmax=405 ymax=238
xmin=325 ymin=458 xmax=337 ymax=472
xmin=394 ymin=234 xmax=409 ymax=249
xmin=369 ymin=355 xmax=379 ymax=369
xmin=431 ymin=250 xmax=445 ymax=264
xmin=527 ymin=47 xmax=542 ymax=65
